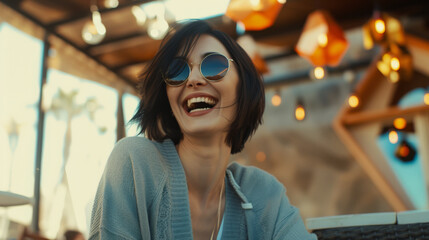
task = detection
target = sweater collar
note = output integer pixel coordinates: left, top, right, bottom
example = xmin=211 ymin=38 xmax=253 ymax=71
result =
xmin=161 ymin=139 xmax=254 ymax=240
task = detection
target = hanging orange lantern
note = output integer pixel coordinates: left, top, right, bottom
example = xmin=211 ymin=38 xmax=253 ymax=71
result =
xmin=362 ymin=12 xmax=406 ymax=50
xmin=376 ymin=43 xmax=412 ymax=82
xmin=225 ymin=0 xmax=284 ymax=31
xmin=295 ymin=10 xmax=349 ymax=67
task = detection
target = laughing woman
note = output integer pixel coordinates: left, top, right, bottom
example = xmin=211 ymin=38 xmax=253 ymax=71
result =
xmin=89 ymin=20 xmax=317 ymax=240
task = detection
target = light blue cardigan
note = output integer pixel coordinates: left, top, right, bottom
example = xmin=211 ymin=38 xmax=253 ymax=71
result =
xmin=89 ymin=137 xmax=317 ymax=240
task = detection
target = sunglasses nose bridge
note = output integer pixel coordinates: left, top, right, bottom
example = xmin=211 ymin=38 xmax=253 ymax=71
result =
xmin=186 ymin=62 xmax=207 ymax=87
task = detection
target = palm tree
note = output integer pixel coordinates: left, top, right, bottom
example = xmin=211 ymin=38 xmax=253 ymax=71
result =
xmin=42 ymin=87 xmax=105 ymax=237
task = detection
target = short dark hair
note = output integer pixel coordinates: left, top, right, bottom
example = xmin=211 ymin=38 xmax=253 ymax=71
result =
xmin=131 ymin=20 xmax=265 ymax=154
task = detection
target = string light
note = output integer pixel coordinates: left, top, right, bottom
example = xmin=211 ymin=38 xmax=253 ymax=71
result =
xmin=295 ymin=100 xmax=306 ymax=121
xmin=148 ymin=17 xmax=169 ymax=40
xmin=132 ymin=6 xmax=147 ymax=26
xmin=348 ymin=94 xmax=359 ymax=108
xmin=374 ymin=18 xmax=386 ymax=34
xmin=104 ymin=0 xmax=119 ymax=8
xmin=313 ymin=66 xmax=325 ymax=80
xmin=424 ymin=92 xmax=429 ymax=105
xmin=389 ymin=71 xmax=399 ymax=83
xmin=390 ymin=57 xmax=400 ymax=71
xmin=397 ymin=143 xmax=409 ymax=158
xmin=82 ymin=8 xmax=106 ymax=45
xmin=395 ymin=139 xmax=416 ymax=163
xmin=378 ymin=51 xmax=402 ymax=83
xmin=141 ymin=2 xmax=169 ymax=40
xmin=393 ymin=117 xmax=406 ymax=130
xmin=271 ymin=91 xmax=281 ymax=106
xmin=388 ymin=129 xmax=399 ymax=144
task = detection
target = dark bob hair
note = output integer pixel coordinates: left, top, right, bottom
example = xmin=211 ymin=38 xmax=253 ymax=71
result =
xmin=131 ymin=20 xmax=265 ymax=154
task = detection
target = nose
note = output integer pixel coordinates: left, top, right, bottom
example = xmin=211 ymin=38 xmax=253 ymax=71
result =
xmin=186 ymin=64 xmax=207 ymax=88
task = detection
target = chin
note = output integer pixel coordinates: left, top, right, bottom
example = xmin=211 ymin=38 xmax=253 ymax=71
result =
xmin=181 ymin=122 xmax=227 ymax=137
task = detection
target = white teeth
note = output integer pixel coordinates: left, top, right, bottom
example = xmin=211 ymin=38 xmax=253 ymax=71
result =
xmin=189 ymin=107 xmax=210 ymax=113
xmin=187 ymin=97 xmax=216 ymax=108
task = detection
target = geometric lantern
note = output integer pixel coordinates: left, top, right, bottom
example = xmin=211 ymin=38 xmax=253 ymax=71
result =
xmin=225 ymin=0 xmax=284 ymax=31
xmin=363 ymin=12 xmax=411 ymax=83
xmin=376 ymin=43 xmax=413 ymax=83
xmin=295 ymin=10 xmax=349 ymax=67
xmin=362 ymin=12 xmax=406 ymax=50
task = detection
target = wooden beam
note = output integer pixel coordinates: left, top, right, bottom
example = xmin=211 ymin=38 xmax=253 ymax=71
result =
xmin=414 ymin=112 xmax=429 ymax=208
xmin=407 ymin=34 xmax=429 ymax=77
xmin=1 ymin=0 xmax=137 ymax=87
xmin=332 ymin=117 xmax=409 ymax=211
xmin=341 ymin=105 xmax=429 ymax=126
xmin=46 ymin=0 xmax=152 ymax=28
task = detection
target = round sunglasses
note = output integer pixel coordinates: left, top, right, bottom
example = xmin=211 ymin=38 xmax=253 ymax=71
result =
xmin=164 ymin=52 xmax=234 ymax=86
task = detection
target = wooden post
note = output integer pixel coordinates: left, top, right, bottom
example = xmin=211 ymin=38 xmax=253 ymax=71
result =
xmin=414 ymin=113 xmax=429 ymax=208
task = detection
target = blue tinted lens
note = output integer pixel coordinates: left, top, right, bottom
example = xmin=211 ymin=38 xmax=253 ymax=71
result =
xmin=165 ymin=58 xmax=190 ymax=85
xmin=201 ymin=54 xmax=229 ymax=81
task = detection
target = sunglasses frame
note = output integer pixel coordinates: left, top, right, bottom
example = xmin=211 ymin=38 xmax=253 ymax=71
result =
xmin=163 ymin=52 xmax=234 ymax=87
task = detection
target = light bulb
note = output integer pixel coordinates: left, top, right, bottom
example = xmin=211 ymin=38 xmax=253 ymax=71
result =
xmin=82 ymin=22 xmax=105 ymax=45
xmin=374 ymin=19 xmax=385 ymax=34
xmin=393 ymin=117 xmax=406 ymax=130
xmin=295 ymin=105 xmax=305 ymax=121
xmin=389 ymin=130 xmax=398 ymax=144
xmin=318 ymin=33 xmax=328 ymax=48
xmin=395 ymin=139 xmax=416 ymax=163
xmin=82 ymin=10 xmax=106 ymax=45
xmin=313 ymin=66 xmax=325 ymax=80
xmin=271 ymin=93 xmax=281 ymax=106
xmin=424 ymin=92 xmax=429 ymax=105
xmin=348 ymin=94 xmax=359 ymax=108
xmin=104 ymin=0 xmax=118 ymax=8
xmin=277 ymin=0 xmax=287 ymax=3
xmin=389 ymin=71 xmax=399 ymax=83
xmin=132 ymin=6 xmax=147 ymax=26
xmin=148 ymin=18 xmax=169 ymax=40
xmin=390 ymin=57 xmax=400 ymax=71
xmin=142 ymin=1 xmax=165 ymax=19
xmin=398 ymin=144 xmax=410 ymax=158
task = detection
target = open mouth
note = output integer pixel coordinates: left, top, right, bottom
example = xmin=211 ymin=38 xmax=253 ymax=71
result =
xmin=183 ymin=96 xmax=218 ymax=113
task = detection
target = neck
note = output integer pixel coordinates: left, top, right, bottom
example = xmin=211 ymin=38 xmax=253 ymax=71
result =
xmin=176 ymin=134 xmax=230 ymax=204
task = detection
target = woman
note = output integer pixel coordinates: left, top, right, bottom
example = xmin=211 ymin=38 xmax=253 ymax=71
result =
xmin=89 ymin=20 xmax=317 ymax=240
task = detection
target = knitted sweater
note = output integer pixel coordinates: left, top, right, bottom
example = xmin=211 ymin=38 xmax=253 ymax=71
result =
xmin=89 ymin=137 xmax=317 ymax=240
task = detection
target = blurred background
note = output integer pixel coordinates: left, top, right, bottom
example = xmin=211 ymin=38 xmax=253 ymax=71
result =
xmin=0 ymin=0 xmax=429 ymax=239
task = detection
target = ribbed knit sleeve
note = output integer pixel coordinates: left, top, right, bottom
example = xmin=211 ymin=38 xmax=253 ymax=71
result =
xmin=272 ymin=186 xmax=318 ymax=240
xmin=228 ymin=163 xmax=317 ymax=240
xmin=89 ymin=137 xmax=152 ymax=240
